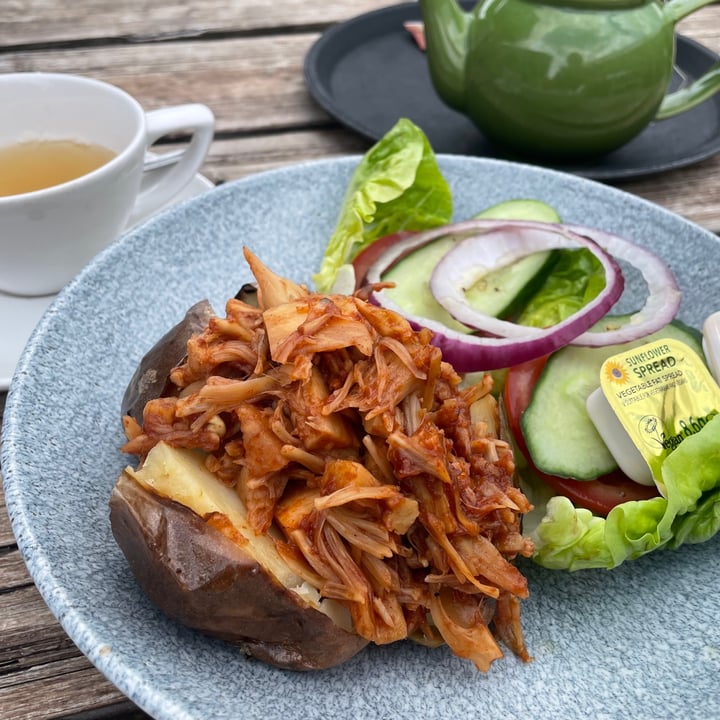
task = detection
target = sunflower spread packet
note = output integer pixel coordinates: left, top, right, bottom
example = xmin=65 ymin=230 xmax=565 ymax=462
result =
xmin=533 ymin=337 xmax=720 ymax=570
xmin=596 ymin=338 xmax=720 ymax=495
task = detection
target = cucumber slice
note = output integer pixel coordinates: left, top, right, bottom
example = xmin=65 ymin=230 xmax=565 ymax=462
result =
xmin=521 ymin=316 xmax=703 ymax=480
xmin=467 ymin=199 xmax=561 ymax=318
xmin=473 ymin=198 xmax=561 ymax=224
xmin=383 ymin=237 xmax=469 ymax=332
xmin=463 ymin=250 xmax=557 ymax=319
xmin=382 ymin=198 xmax=561 ymax=326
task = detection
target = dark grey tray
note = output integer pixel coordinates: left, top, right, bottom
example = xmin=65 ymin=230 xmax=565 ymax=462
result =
xmin=305 ymin=2 xmax=720 ymax=180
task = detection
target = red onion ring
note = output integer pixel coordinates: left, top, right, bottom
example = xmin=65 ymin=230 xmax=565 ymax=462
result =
xmin=564 ymin=224 xmax=682 ymax=346
xmin=428 ymin=224 xmax=623 ymax=339
xmin=364 ymin=219 xmax=679 ymax=372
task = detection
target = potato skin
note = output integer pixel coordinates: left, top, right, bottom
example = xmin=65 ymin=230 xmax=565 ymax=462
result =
xmin=121 ymin=300 xmax=215 ymax=421
xmin=110 ymin=472 xmax=369 ymax=671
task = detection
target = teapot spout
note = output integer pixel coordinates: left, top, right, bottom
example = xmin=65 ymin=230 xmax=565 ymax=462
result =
xmin=419 ymin=0 xmax=470 ymax=111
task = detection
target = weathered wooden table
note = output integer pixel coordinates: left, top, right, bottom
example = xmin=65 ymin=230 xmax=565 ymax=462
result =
xmin=2 ymin=2 xmax=720 ymax=718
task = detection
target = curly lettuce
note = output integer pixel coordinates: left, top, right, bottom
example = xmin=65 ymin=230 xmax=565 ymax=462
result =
xmin=529 ymin=415 xmax=720 ymax=570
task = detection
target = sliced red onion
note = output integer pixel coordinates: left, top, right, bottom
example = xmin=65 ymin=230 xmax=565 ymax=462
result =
xmin=564 ymin=224 xmax=682 ymax=346
xmin=363 ymin=218 xmax=678 ymax=372
xmin=429 ymin=224 xmax=623 ymax=340
xmin=363 ymin=221 xmax=486 ymax=279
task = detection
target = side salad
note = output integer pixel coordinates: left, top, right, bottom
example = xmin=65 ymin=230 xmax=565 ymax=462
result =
xmin=314 ymin=118 xmax=720 ymax=571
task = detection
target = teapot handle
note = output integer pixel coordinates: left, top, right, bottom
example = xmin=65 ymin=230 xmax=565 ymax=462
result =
xmin=657 ymin=0 xmax=720 ymax=119
xmin=657 ymin=59 xmax=720 ymax=120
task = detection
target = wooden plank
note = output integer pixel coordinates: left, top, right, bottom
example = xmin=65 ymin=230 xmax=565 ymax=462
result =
xmin=1 ymin=584 xmax=73 ymax=659
xmin=678 ymin=10 xmax=720 ymax=49
xmin=0 ymin=510 xmax=14 ymax=549
xmin=1 ymin=0 xmax=405 ymax=48
xmin=0 ymin=635 xmax=81 ymax=679
xmin=0 ymin=549 xmax=30 ymax=591
xmin=1 ymin=481 xmax=17 ymax=548
xmin=0 ymin=519 xmax=12 ymax=549
xmin=1 ymin=0 xmax=716 ymax=50
xmin=0 ymin=585 xmax=148 ymax=720
xmin=0 ymin=656 xmax=140 ymax=720
xmin=621 ymin=154 xmax=720 ymax=234
xmin=199 ymin=127 xmax=370 ymax=183
xmin=0 ymin=34 xmax=325 ymax=134
xmin=1 ymin=585 xmax=64 ymax=645
xmin=3 ymin=9 xmax=714 ymax=137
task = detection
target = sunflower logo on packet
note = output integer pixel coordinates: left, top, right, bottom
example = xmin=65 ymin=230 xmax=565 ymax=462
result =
xmin=604 ymin=360 xmax=629 ymax=385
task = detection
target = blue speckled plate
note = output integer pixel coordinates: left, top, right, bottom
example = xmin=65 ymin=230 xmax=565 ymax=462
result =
xmin=3 ymin=156 xmax=720 ymax=720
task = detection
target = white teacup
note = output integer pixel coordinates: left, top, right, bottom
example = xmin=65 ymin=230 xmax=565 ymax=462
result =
xmin=0 ymin=72 xmax=215 ymax=297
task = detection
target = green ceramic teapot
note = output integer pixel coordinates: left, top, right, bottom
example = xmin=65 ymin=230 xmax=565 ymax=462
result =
xmin=419 ymin=0 xmax=720 ymax=157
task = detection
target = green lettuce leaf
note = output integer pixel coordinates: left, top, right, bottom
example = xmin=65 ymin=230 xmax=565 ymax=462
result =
xmin=516 ymin=247 xmax=606 ymax=328
xmin=313 ymin=118 xmax=452 ymax=292
xmin=530 ymin=415 xmax=720 ymax=570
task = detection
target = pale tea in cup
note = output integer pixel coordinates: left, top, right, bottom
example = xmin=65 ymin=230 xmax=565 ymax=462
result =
xmin=0 ymin=139 xmax=117 ymax=197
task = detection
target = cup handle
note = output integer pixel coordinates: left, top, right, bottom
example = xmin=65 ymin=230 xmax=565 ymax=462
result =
xmin=129 ymin=103 xmax=215 ymax=224
xmin=656 ymin=60 xmax=720 ymax=120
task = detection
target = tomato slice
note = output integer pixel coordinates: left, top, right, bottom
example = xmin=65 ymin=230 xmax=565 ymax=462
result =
xmin=503 ymin=356 xmax=659 ymax=516
xmin=503 ymin=356 xmax=548 ymax=455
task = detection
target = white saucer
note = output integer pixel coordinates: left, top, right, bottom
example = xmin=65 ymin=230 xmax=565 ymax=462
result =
xmin=0 ymin=173 xmax=214 ymax=391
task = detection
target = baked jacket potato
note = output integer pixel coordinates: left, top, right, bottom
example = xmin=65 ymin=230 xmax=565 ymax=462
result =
xmin=110 ymin=249 xmax=534 ymax=672
xmin=111 ymin=448 xmax=368 ymax=670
